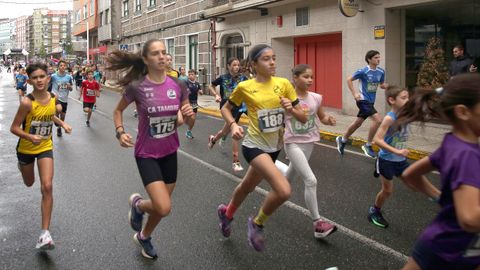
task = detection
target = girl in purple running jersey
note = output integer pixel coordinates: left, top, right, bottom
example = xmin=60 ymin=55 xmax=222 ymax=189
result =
xmin=397 ymin=73 xmax=480 ymax=270
xmin=107 ymin=39 xmax=194 ymax=260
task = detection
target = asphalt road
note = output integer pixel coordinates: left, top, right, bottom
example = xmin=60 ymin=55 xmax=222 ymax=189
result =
xmin=0 ymin=71 xmax=441 ymax=270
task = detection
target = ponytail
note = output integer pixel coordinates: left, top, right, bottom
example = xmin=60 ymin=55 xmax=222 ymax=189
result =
xmin=105 ymin=39 xmax=163 ymax=86
xmin=396 ymin=73 xmax=480 ymax=127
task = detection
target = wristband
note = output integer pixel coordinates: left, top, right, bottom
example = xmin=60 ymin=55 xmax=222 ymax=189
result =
xmin=229 ymin=121 xmax=236 ymax=128
xmin=115 ymin=125 xmax=124 ymax=131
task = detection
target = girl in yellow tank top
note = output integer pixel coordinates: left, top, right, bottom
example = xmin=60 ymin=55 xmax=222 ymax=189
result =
xmin=10 ymin=63 xmax=72 ymax=251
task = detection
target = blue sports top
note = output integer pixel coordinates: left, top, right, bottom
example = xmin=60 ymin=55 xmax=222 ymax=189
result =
xmin=352 ymin=66 xmax=385 ymax=103
xmin=378 ymin=111 xmax=409 ymax=162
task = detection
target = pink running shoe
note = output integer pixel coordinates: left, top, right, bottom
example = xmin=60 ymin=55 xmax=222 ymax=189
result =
xmin=314 ymin=220 xmax=337 ymax=238
xmin=217 ymin=204 xmax=233 ymax=237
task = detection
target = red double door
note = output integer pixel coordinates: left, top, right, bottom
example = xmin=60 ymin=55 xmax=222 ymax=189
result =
xmin=294 ymin=33 xmax=342 ymax=109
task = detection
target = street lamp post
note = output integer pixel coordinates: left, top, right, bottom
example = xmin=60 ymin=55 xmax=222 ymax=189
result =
xmin=86 ymin=20 xmax=89 ymax=64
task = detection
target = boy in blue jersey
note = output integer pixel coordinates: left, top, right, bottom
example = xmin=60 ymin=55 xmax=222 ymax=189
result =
xmin=336 ymin=50 xmax=388 ymax=158
xmin=16 ymin=68 xmax=28 ymax=102
xmin=51 ymin=60 xmax=74 ymax=137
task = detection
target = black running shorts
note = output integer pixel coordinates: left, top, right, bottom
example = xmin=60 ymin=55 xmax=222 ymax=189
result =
xmin=356 ymin=100 xmax=377 ymax=119
xmin=242 ymin=146 xmax=280 ymax=164
xmin=56 ymin=100 xmax=68 ymax=113
xmin=17 ymin=150 xmax=53 ymax=166
xmin=135 ymin=152 xmax=178 ymax=186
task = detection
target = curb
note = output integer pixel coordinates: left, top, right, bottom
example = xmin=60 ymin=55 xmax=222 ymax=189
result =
xmin=198 ymin=108 xmax=429 ymax=161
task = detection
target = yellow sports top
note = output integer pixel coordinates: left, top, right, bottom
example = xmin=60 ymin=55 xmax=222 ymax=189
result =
xmin=17 ymin=94 xmax=56 ymax=154
xmin=229 ymin=77 xmax=298 ymax=152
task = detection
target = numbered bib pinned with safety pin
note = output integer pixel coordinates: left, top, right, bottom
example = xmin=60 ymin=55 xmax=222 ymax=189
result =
xmin=29 ymin=121 xmax=53 ymax=139
xmin=258 ymin=108 xmax=284 ymax=133
xmin=149 ymin=115 xmax=177 ymax=139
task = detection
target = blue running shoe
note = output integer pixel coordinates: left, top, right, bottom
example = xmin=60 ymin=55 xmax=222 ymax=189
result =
xmin=368 ymin=206 xmax=389 ymax=228
xmin=217 ymin=204 xmax=233 ymax=237
xmin=134 ymin=233 xmax=158 ymax=259
xmin=186 ymin=130 xmax=194 ymax=139
xmin=247 ymin=217 xmax=265 ymax=252
xmin=128 ymin=193 xmax=144 ymax=232
xmin=335 ymin=136 xmax=346 ymax=155
xmin=361 ymin=144 xmax=376 ymax=158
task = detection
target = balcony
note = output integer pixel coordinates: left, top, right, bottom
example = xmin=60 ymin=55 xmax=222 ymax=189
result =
xmin=202 ymin=0 xmax=280 ymax=18
xmin=98 ymin=24 xmax=112 ymax=42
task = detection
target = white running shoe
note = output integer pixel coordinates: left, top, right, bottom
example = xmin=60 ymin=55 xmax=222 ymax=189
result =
xmin=35 ymin=231 xmax=55 ymax=250
xmin=208 ymin=135 xmax=216 ymax=149
xmin=232 ymin=162 xmax=244 ymax=172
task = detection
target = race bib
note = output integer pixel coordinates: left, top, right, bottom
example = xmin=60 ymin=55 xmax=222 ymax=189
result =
xmin=149 ymin=115 xmax=177 ymax=139
xmin=465 ymin=234 xmax=480 ymax=257
xmin=29 ymin=121 xmax=53 ymax=139
xmin=291 ymin=115 xmax=316 ymax=134
xmin=258 ymin=108 xmax=284 ymax=133
xmin=367 ymin=82 xmax=379 ymax=93
xmin=86 ymin=89 xmax=96 ymax=96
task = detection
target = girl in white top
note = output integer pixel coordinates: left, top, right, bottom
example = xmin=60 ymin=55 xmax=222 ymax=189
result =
xmin=283 ymin=64 xmax=337 ymax=238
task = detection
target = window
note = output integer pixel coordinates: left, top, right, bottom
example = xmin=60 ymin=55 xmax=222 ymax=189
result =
xmin=135 ymin=0 xmax=141 ymax=12
xmin=105 ymin=9 xmax=110 ymax=24
xmin=83 ymin=5 xmax=88 ymax=19
xmin=99 ymin=12 xmax=103 ymax=26
xmin=164 ymin=0 xmax=175 ymax=5
xmin=166 ymin=38 xmax=174 ymax=57
xmin=149 ymin=0 xmax=156 ymax=7
xmin=296 ymin=7 xmax=309 ymax=26
xmin=123 ymin=0 xmax=129 ymax=17
xmin=90 ymin=0 xmax=94 ymax=16
xmin=188 ymin=35 xmax=198 ymax=71
xmin=225 ymin=35 xmax=245 ymax=67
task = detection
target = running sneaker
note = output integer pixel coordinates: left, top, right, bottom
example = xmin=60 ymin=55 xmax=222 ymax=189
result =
xmin=186 ymin=130 xmax=194 ymax=139
xmin=313 ymin=220 xmax=337 ymax=238
xmin=232 ymin=162 xmax=244 ymax=173
xmin=86 ymin=121 xmax=90 ymax=127
xmin=35 ymin=231 xmax=55 ymax=250
xmin=247 ymin=217 xmax=265 ymax=252
xmin=208 ymin=135 xmax=216 ymax=149
xmin=335 ymin=136 xmax=346 ymax=155
xmin=133 ymin=233 xmax=158 ymax=259
xmin=57 ymin=127 xmax=62 ymax=137
xmin=368 ymin=206 xmax=389 ymax=228
xmin=218 ymin=136 xmax=226 ymax=148
xmin=362 ymin=144 xmax=376 ymax=158
xmin=217 ymin=204 xmax=233 ymax=237
xmin=128 ymin=193 xmax=144 ymax=232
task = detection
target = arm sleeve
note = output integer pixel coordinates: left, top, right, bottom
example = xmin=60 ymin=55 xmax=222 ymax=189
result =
xmin=228 ymin=84 xmax=244 ymax=107
xmin=211 ymin=76 xmax=222 ymax=86
xmin=352 ymin=69 xmax=363 ymax=80
xmin=380 ymin=71 xmax=385 ymax=84
xmin=450 ymin=151 xmax=480 ymax=191
xmin=428 ymin=147 xmax=442 ymax=170
xmin=123 ymin=84 xmax=136 ymax=103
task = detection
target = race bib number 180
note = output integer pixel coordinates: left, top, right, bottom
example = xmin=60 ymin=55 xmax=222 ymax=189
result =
xmin=29 ymin=121 xmax=53 ymax=139
xmin=149 ymin=115 xmax=177 ymax=139
xmin=258 ymin=108 xmax=284 ymax=133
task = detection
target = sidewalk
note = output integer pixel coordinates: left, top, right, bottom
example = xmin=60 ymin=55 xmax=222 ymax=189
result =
xmin=196 ymin=94 xmax=450 ymax=161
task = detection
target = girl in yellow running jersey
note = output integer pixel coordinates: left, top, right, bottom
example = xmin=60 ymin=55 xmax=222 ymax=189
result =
xmin=216 ymin=44 xmax=308 ymax=252
xmin=10 ymin=63 xmax=72 ymax=250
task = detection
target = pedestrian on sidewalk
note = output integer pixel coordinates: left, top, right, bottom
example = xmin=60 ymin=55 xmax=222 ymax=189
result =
xmin=108 ymin=39 xmax=194 ymax=260
xmin=10 ymin=63 xmax=72 ymax=250
xmin=78 ymin=70 xmax=100 ymax=127
xmin=207 ymin=57 xmax=248 ymax=172
xmin=185 ymin=69 xmax=203 ymax=139
xmin=399 ymin=73 xmax=480 ymax=270
xmin=51 ymin=60 xmax=74 ymax=137
xmin=283 ymin=64 xmax=337 ymax=238
xmin=216 ymin=44 xmax=307 ymax=252
xmin=336 ymin=50 xmax=388 ymax=158
xmin=449 ymin=44 xmax=477 ymax=77
xmin=367 ymin=85 xmax=440 ymax=228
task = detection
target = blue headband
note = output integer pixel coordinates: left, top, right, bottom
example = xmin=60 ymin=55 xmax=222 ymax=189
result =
xmin=252 ymin=46 xmax=272 ymax=61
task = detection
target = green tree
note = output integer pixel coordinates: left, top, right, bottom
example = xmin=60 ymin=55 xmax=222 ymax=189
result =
xmin=38 ymin=44 xmax=47 ymax=59
xmin=416 ymin=37 xmax=449 ymax=89
xmin=64 ymin=36 xmax=74 ymax=55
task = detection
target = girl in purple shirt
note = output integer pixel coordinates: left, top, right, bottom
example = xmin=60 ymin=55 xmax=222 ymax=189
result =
xmin=108 ymin=39 xmax=194 ymax=259
xmin=397 ymin=73 xmax=480 ymax=270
